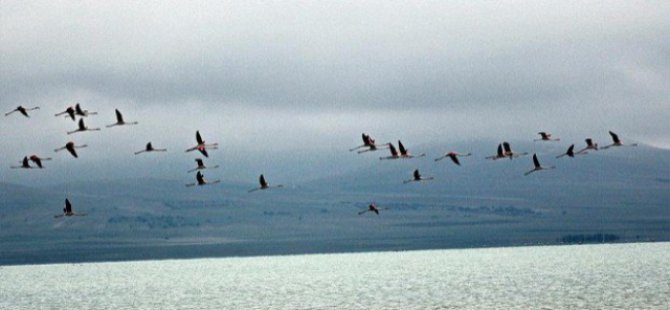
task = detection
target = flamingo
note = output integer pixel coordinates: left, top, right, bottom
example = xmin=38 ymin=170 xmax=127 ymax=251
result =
xmin=575 ymin=138 xmax=598 ymax=155
xmin=185 ymin=130 xmax=218 ymax=158
xmin=5 ymin=106 xmax=39 ymax=118
xmin=67 ymin=119 xmax=101 ymax=135
xmin=524 ymin=154 xmax=555 ymax=176
xmin=379 ymin=143 xmax=401 ymax=160
xmin=187 ymin=158 xmax=220 ymax=173
xmin=106 ymin=109 xmax=139 ymax=128
xmin=350 ymin=133 xmax=373 ymax=151
xmin=74 ymin=103 xmax=97 ymax=117
xmin=248 ymin=174 xmax=284 ymax=193
xmin=534 ymin=132 xmax=560 ymax=141
xmin=350 ymin=133 xmax=390 ymax=153
xmin=403 ymin=169 xmax=434 ymax=184
xmin=54 ymin=198 xmax=87 ymax=218
xmin=134 ymin=142 xmax=167 ymax=155
xmin=185 ymin=171 xmax=220 ymax=187
xmin=27 ymin=155 xmax=52 ymax=168
xmin=435 ymin=152 xmax=472 ymax=165
xmin=556 ymin=144 xmax=585 ymax=158
xmin=502 ymin=142 xmax=528 ymax=159
xmin=485 ymin=144 xmax=506 ymax=160
xmin=54 ymin=141 xmax=88 ymax=158
xmin=601 ymin=131 xmax=638 ymax=150
xmin=55 ymin=106 xmax=76 ymax=121
xmin=398 ymin=141 xmax=426 ymax=159
xmin=358 ymin=203 xmax=387 ymax=215
xmin=10 ymin=157 xmax=33 ymax=169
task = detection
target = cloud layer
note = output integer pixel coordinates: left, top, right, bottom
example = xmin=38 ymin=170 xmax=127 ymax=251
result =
xmin=1 ymin=1 xmax=669 ymax=184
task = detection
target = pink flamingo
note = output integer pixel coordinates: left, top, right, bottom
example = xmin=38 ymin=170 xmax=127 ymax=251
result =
xmin=107 ymin=109 xmax=139 ymax=128
xmin=29 ymin=155 xmax=52 ymax=168
xmin=185 ymin=130 xmax=218 ymax=157
xmin=248 ymin=174 xmax=284 ymax=193
xmin=403 ymin=169 xmax=434 ymax=184
xmin=486 ymin=144 xmax=506 ymax=160
xmin=74 ymin=103 xmax=97 ymax=117
xmin=435 ymin=151 xmax=472 ymax=165
xmin=601 ymin=131 xmax=638 ymax=150
xmin=55 ymin=106 xmax=76 ymax=121
xmin=187 ymin=158 xmax=219 ymax=173
xmin=10 ymin=157 xmax=33 ymax=169
xmin=54 ymin=141 xmax=88 ymax=158
xmin=350 ymin=133 xmax=390 ymax=153
xmin=54 ymin=198 xmax=87 ymax=218
xmin=358 ymin=203 xmax=388 ymax=215
xmin=502 ymin=142 xmax=528 ymax=159
xmin=575 ymin=138 xmax=598 ymax=154
xmin=185 ymin=171 xmax=221 ymax=187
xmin=524 ymin=154 xmax=555 ymax=176
xmin=534 ymin=132 xmax=560 ymax=141
xmin=556 ymin=144 xmax=585 ymax=158
xmin=134 ymin=142 xmax=167 ymax=155
xmin=67 ymin=119 xmax=101 ymax=135
xmin=5 ymin=106 xmax=39 ymax=118
xmin=398 ymin=141 xmax=426 ymax=159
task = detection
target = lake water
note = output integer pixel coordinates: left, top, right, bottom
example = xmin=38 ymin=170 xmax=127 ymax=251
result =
xmin=1 ymin=242 xmax=668 ymax=309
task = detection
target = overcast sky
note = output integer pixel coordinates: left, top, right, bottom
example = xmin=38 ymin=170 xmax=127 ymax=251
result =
xmin=1 ymin=1 xmax=668 ymax=184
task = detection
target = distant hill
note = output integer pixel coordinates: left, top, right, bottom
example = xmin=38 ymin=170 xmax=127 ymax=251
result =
xmin=1 ymin=141 xmax=668 ymax=265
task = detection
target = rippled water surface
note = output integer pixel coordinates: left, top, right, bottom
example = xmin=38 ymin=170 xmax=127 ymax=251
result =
xmin=1 ymin=242 xmax=668 ymax=309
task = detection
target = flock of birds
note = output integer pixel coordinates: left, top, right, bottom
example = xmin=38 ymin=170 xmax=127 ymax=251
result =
xmin=5 ymin=104 xmax=639 ymax=217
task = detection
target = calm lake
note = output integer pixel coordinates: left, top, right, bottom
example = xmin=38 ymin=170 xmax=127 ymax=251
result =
xmin=1 ymin=242 xmax=668 ymax=309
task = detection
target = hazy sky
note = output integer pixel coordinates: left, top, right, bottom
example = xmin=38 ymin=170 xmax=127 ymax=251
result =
xmin=1 ymin=1 xmax=669 ymax=184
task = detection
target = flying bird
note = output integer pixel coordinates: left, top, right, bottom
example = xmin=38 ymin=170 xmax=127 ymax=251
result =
xmin=502 ymin=142 xmax=528 ymax=159
xmin=28 ymin=155 xmax=52 ymax=168
xmin=10 ymin=157 xmax=33 ymax=169
xmin=601 ymin=131 xmax=638 ymax=150
xmin=524 ymin=154 xmax=555 ymax=176
xmin=134 ymin=142 xmax=167 ymax=155
xmin=74 ymin=103 xmax=97 ymax=117
xmin=575 ymin=138 xmax=599 ymax=155
xmin=5 ymin=106 xmax=39 ymax=118
xmin=187 ymin=158 xmax=219 ymax=173
xmin=185 ymin=171 xmax=221 ymax=187
xmin=248 ymin=174 xmax=284 ymax=193
xmin=398 ymin=141 xmax=426 ymax=159
xmin=350 ymin=133 xmax=390 ymax=154
xmin=403 ymin=169 xmax=435 ymax=184
xmin=379 ymin=143 xmax=401 ymax=160
xmin=106 ymin=109 xmax=139 ymax=128
xmin=556 ymin=144 xmax=584 ymax=158
xmin=185 ymin=130 xmax=218 ymax=157
xmin=485 ymin=144 xmax=506 ymax=160
xmin=67 ymin=119 xmax=101 ymax=135
xmin=55 ymin=106 xmax=77 ymax=121
xmin=54 ymin=141 xmax=88 ymax=158
xmin=358 ymin=203 xmax=387 ymax=215
xmin=535 ymin=132 xmax=560 ymax=142
xmin=435 ymin=152 xmax=472 ymax=165
xmin=54 ymin=198 xmax=87 ymax=218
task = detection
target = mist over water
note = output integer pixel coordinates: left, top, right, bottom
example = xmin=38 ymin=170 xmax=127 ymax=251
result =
xmin=1 ymin=243 xmax=668 ymax=309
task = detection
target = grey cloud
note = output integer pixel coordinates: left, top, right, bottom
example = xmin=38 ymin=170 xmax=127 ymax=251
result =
xmin=1 ymin=0 xmax=669 ymax=169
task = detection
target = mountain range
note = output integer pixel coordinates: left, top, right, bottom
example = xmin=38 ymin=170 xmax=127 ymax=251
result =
xmin=1 ymin=141 xmax=668 ymax=265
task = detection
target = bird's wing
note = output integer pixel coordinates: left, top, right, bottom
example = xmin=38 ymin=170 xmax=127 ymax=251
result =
xmin=449 ymin=155 xmax=460 ymax=166
xmin=114 ymin=109 xmax=124 ymax=122
xmin=609 ymin=131 xmax=620 ymax=144
xmin=503 ymin=142 xmax=511 ymax=153
xmin=398 ymin=141 xmax=407 ymax=154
